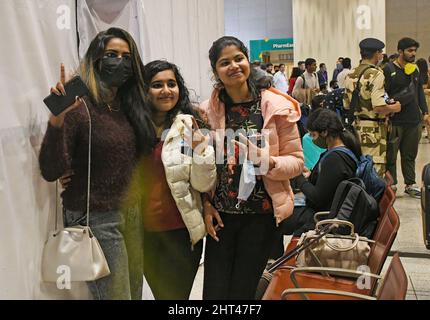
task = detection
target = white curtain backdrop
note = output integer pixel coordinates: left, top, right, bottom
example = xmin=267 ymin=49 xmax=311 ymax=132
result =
xmin=142 ymin=0 xmax=225 ymax=101
xmin=0 ymin=0 xmax=224 ymax=299
xmin=77 ymin=0 xmax=148 ymax=59
xmin=0 ymin=0 xmax=87 ymax=300
xmin=78 ymin=0 xmax=224 ymax=102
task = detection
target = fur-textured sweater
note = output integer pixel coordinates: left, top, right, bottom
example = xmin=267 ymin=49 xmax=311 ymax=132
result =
xmin=39 ymin=97 xmax=137 ymax=212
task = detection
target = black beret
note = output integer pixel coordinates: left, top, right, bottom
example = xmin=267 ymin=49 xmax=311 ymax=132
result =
xmin=359 ymin=38 xmax=385 ymax=51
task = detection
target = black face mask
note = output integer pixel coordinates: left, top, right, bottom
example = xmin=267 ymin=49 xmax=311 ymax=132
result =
xmin=313 ymin=136 xmax=328 ymax=149
xmin=100 ymin=56 xmax=133 ymax=88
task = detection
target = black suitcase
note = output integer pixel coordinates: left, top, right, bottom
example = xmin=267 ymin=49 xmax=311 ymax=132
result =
xmin=422 ymin=164 xmax=430 ymax=250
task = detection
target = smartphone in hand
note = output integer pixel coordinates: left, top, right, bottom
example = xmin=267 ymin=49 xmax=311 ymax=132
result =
xmin=43 ymin=76 xmax=89 ymax=116
xmin=181 ymin=139 xmax=193 ymax=156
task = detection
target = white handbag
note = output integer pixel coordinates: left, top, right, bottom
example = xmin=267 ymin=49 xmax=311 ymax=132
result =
xmin=42 ymin=99 xmax=110 ymax=282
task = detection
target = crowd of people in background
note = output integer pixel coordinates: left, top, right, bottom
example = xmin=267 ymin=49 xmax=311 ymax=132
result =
xmin=255 ymin=36 xmax=430 ymax=196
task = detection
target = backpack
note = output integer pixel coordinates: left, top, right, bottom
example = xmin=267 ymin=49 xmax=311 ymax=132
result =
xmin=342 ymin=65 xmax=378 ymax=131
xmin=328 ymin=178 xmax=379 ymax=238
xmin=349 ymin=66 xmax=377 ymax=114
xmin=320 ymin=147 xmax=386 ymax=202
xmin=297 ymin=103 xmax=311 ymax=139
xmin=323 ymin=88 xmax=355 ymax=130
xmin=324 ymin=88 xmax=345 ymax=113
xmin=300 ymin=73 xmax=318 ymax=89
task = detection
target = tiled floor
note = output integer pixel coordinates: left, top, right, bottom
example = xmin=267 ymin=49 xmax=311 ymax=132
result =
xmin=190 ymin=133 xmax=430 ymax=300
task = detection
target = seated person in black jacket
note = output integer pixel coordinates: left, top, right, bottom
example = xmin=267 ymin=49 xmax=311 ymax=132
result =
xmin=271 ymin=109 xmax=362 ymax=258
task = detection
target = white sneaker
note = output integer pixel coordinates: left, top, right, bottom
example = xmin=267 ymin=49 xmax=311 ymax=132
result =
xmin=405 ymin=185 xmax=421 ymax=199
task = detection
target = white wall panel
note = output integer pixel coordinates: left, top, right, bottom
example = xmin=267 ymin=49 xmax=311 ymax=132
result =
xmin=293 ymin=0 xmax=385 ymax=73
xmin=225 ymin=0 xmax=293 ymax=49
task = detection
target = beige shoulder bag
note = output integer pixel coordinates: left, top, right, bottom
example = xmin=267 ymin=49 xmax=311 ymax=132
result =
xmin=296 ymin=219 xmax=374 ymax=271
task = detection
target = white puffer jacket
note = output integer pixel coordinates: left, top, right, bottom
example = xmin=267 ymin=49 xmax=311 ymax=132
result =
xmin=161 ymin=114 xmax=217 ymax=245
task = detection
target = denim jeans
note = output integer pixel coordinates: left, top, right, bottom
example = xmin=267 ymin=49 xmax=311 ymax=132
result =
xmin=63 ymin=209 xmax=131 ymax=300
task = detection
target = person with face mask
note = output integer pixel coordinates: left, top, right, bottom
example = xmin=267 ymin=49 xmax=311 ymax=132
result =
xmin=329 ymin=80 xmax=339 ymax=91
xmin=39 ymin=28 xmax=154 ymax=300
xmin=317 ymin=63 xmax=328 ymax=88
xmin=344 ymin=38 xmax=401 ymax=179
xmin=332 ymin=57 xmax=344 ymax=82
xmin=276 ymin=108 xmax=362 ymax=238
xmin=298 ymin=61 xmax=306 ymax=75
xmin=383 ymin=37 xmax=429 ymax=198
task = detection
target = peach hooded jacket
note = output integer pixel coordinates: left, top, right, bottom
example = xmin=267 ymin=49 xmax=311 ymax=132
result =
xmin=199 ymin=88 xmax=304 ymax=225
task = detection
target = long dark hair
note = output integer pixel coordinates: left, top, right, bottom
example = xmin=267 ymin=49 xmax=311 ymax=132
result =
xmin=307 ymin=108 xmax=362 ymax=159
xmin=79 ymin=27 xmax=155 ymax=155
xmin=208 ymin=36 xmax=261 ymax=104
xmin=143 ymin=60 xmax=199 ymax=128
xmin=290 ymin=67 xmax=301 ymax=79
xmin=417 ymin=58 xmax=429 ymax=85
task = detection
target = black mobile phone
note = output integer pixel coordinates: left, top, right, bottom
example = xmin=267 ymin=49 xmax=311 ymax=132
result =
xmin=43 ymin=76 xmax=89 ymax=116
xmin=181 ymin=139 xmax=193 ymax=156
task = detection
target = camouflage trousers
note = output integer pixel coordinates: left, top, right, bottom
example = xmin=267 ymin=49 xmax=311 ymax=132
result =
xmin=354 ymin=120 xmax=388 ymax=177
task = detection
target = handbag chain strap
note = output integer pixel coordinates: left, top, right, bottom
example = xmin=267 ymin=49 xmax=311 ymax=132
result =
xmin=82 ymin=98 xmax=91 ymax=227
xmin=55 ymin=180 xmax=58 ymax=231
xmin=53 ymin=98 xmax=92 ymax=231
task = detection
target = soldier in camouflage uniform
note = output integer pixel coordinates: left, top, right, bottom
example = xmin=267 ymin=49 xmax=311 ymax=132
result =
xmin=344 ymin=38 xmax=402 ymax=177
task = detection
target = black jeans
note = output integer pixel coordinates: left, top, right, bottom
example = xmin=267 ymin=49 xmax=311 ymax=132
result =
xmin=387 ymin=124 xmax=422 ymax=185
xmin=203 ymin=213 xmax=277 ymax=300
xmin=143 ymin=228 xmax=203 ymax=300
